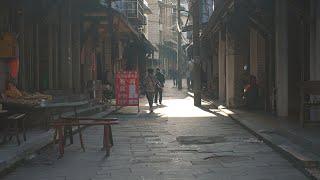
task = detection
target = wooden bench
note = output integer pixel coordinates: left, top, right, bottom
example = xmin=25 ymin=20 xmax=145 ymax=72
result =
xmin=56 ymin=117 xmax=118 ymax=147
xmin=2 ymin=113 xmax=27 ymax=145
xmin=299 ymin=81 xmax=320 ymax=127
xmin=51 ymin=119 xmax=119 ymax=158
xmin=60 ymin=117 xmax=118 ymax=122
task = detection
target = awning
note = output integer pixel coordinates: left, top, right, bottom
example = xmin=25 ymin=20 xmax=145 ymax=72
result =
xmin=141 ymin=34 xmax=156 ymax=54
xmin=84 ymin=8 xmax=140 ymax=38
xmin=84 ymin=7 xmax=156 ymax=56
xmin=182 ymin=22 xmax=208 ymax=32
xmin=158 ymin=44 xmax=177 ymax=61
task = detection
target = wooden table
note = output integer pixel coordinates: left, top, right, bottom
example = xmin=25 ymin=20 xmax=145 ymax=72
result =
xmin=51 ymin=120 xmax=119 ymax=157
xmin=38 ymin=100 xmax=90 ymax=149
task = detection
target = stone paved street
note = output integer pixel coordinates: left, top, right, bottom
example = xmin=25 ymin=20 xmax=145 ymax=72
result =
xmin=2 ymin=81 xmax=308 ymax=180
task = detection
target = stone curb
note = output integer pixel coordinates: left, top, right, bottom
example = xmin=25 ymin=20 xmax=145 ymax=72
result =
xmin=0 ymin=131 xmax=53 ymax=177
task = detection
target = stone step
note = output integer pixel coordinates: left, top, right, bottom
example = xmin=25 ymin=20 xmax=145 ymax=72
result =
xmin=259 ymin=129 xmax=320 ymax=168
xmin=278 ymin=144 xmax=319 ymax=168
xmin=52 ymin=104 xmax=108 ymax=120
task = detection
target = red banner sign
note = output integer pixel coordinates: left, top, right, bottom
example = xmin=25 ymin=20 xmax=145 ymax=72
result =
xmin=115 ymin=71 xmax=139 ymax=107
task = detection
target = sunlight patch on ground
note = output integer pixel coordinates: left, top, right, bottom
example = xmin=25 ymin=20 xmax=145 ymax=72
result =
xmin=222 ymin=109 xmax=235 ymax=115
xmin=218 ymin=105 xmax=235 ymax=115
xmin=154 ymin=97 xmax=217 ymax=118
xmin=209 ymin=109 xmax=229 ymax=117
xmin=200 ymin=99 xmax=211 ymax=106
xmin=187 ymin=92 xmax=194 ymax=97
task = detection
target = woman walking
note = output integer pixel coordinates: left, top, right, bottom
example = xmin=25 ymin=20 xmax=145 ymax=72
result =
xmin=144 ymin=69 xmax=157 ymax=113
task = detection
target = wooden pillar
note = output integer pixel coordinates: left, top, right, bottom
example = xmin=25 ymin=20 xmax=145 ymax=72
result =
xmin=309 ymin=0 xmax=316 ymax=80
xmin=314 ymin=0 xmax=320 ymax=80
xmin=58 ymin=7 xmax=67 ymax=89
xmin=308 ymin=0 xmax=320 ymax=120
xmin=54 ymin=24 xmax=59 ymax=89
xmin=106 ymin=1 xmax=114 ymax=84
xmin=250 ymin=28 xmax=258 ymax=77
xmin=26 ymin=22 xmax=34 ymax=91
xmin=275 ymin=0 xmax=288 ymax=116
xmin=225 ymin=26 xmax=236 ymax=107
xmin=72 ymin=20 xmax=81 ymax=92
xmin=18 ymin=3 xmax=26 ymax=90
xmin=48 ymin=24 xmax=54 ymax=89
xmin=192 ymin=0 xmax=202 ymax=106
xmin=218 ymin=30 xmax=226 ymax=102
xmin=60 ymin=0 xmax=73 ymax=90
xmin=212 ymin=41 xmax=219 ymax=96
xmin=105 ymin=37 xmax=113 ymax=83
xmin=35 ymin=24 xmax=40 ymax=91
xmin=67 ymin=0 xmax=73 ymax=89
xmin=71 ymin=1 xmax=80 ymax=92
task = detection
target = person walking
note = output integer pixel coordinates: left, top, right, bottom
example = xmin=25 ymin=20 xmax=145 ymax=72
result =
xmin=144 ymin=69 xmax=157 ymax=112
xmin=155 ymin=68 xmax=165 ymax=105
xmin=172 ymin=69 xmax=177 ymax=87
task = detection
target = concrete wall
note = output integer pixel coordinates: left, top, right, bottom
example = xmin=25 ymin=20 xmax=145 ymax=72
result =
xmin=275 ymin=0 xmax=288 ymax=117
xmin=310 ymin=0 xmax=320 ymax=81
xmin=147 ymin=0 xmax=160 ymax=60
xmin=225 ymin=4 xmax=248 ymax=108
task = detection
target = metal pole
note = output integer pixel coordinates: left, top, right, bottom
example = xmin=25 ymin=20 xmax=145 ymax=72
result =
xmin=192 ymin=0 xmax=201 ymax=106
xmin=177 ymin=0 xmax=182 ymax=90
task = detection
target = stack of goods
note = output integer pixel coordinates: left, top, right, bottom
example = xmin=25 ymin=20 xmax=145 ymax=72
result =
xmin=4 ymin=83 xmax=52 ymax=106
xmin=4 ymin=83 xmax=22 ymax=98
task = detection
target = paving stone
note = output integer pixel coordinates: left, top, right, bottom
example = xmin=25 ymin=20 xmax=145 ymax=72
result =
xmin=2 ymin=84 xmax=309 ymax=180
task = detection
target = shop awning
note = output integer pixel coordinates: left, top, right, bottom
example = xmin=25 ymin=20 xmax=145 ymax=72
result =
xmin=84 ymin=8 xmax=140 ymax=38
xmin=83 ymin=7 xmax=155 ymax=54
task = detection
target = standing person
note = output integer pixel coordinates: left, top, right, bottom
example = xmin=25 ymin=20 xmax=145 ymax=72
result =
xmin=186 ymin=69 xmax=191 ymax=90
xmin=187 ymin=60 xmax=194 ymax=90
xmin=144 ymin=69 xmax=157 ymax=112
xmin=172 ymin=69 xmax=177 ymax=87
xmin=155 ymin=68 xmax=165 ymax=105
xmin=243 ymin=75 xmax=259 ymax=109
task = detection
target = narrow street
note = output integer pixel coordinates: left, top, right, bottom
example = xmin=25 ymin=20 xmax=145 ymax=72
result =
xmin=2 ymin=81 xmax=308 ymax=180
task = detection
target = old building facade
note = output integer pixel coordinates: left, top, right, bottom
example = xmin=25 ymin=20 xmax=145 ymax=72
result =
xmin=195 ymin=0 xmax=320 ymax=122
xmin=0 ymin=0 xmax=154 ymax=94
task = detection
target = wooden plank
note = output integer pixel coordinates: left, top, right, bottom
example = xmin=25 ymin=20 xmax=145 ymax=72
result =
xmin=38 ymin=100 xmax=89 ymax=108
xmin=60 ymin=117 xmax=118 ymax=121
xmin=50 ymin=121 xmax=119 ymax=126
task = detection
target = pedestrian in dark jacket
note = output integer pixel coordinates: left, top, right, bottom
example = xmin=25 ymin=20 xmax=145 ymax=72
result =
xmin=144 ymin=69 xmax=157 ymax=112
xmin=172 ymin=69 xmax=177 ymax=87
xmin=155 ymin=68 xmax=165 ymax=104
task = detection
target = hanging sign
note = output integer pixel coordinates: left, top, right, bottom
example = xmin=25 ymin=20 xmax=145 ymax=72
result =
xmin=115 ymin=71 xmax=139 ymax=109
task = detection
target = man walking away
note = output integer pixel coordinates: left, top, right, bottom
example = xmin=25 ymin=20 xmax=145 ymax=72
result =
xmin=172 ymin=69 xmax=177 ymax=87
xmin=144 ymin=69 xmax=157 ymax=113
xmin=155 ymin=68 xmax=165 ymax=105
